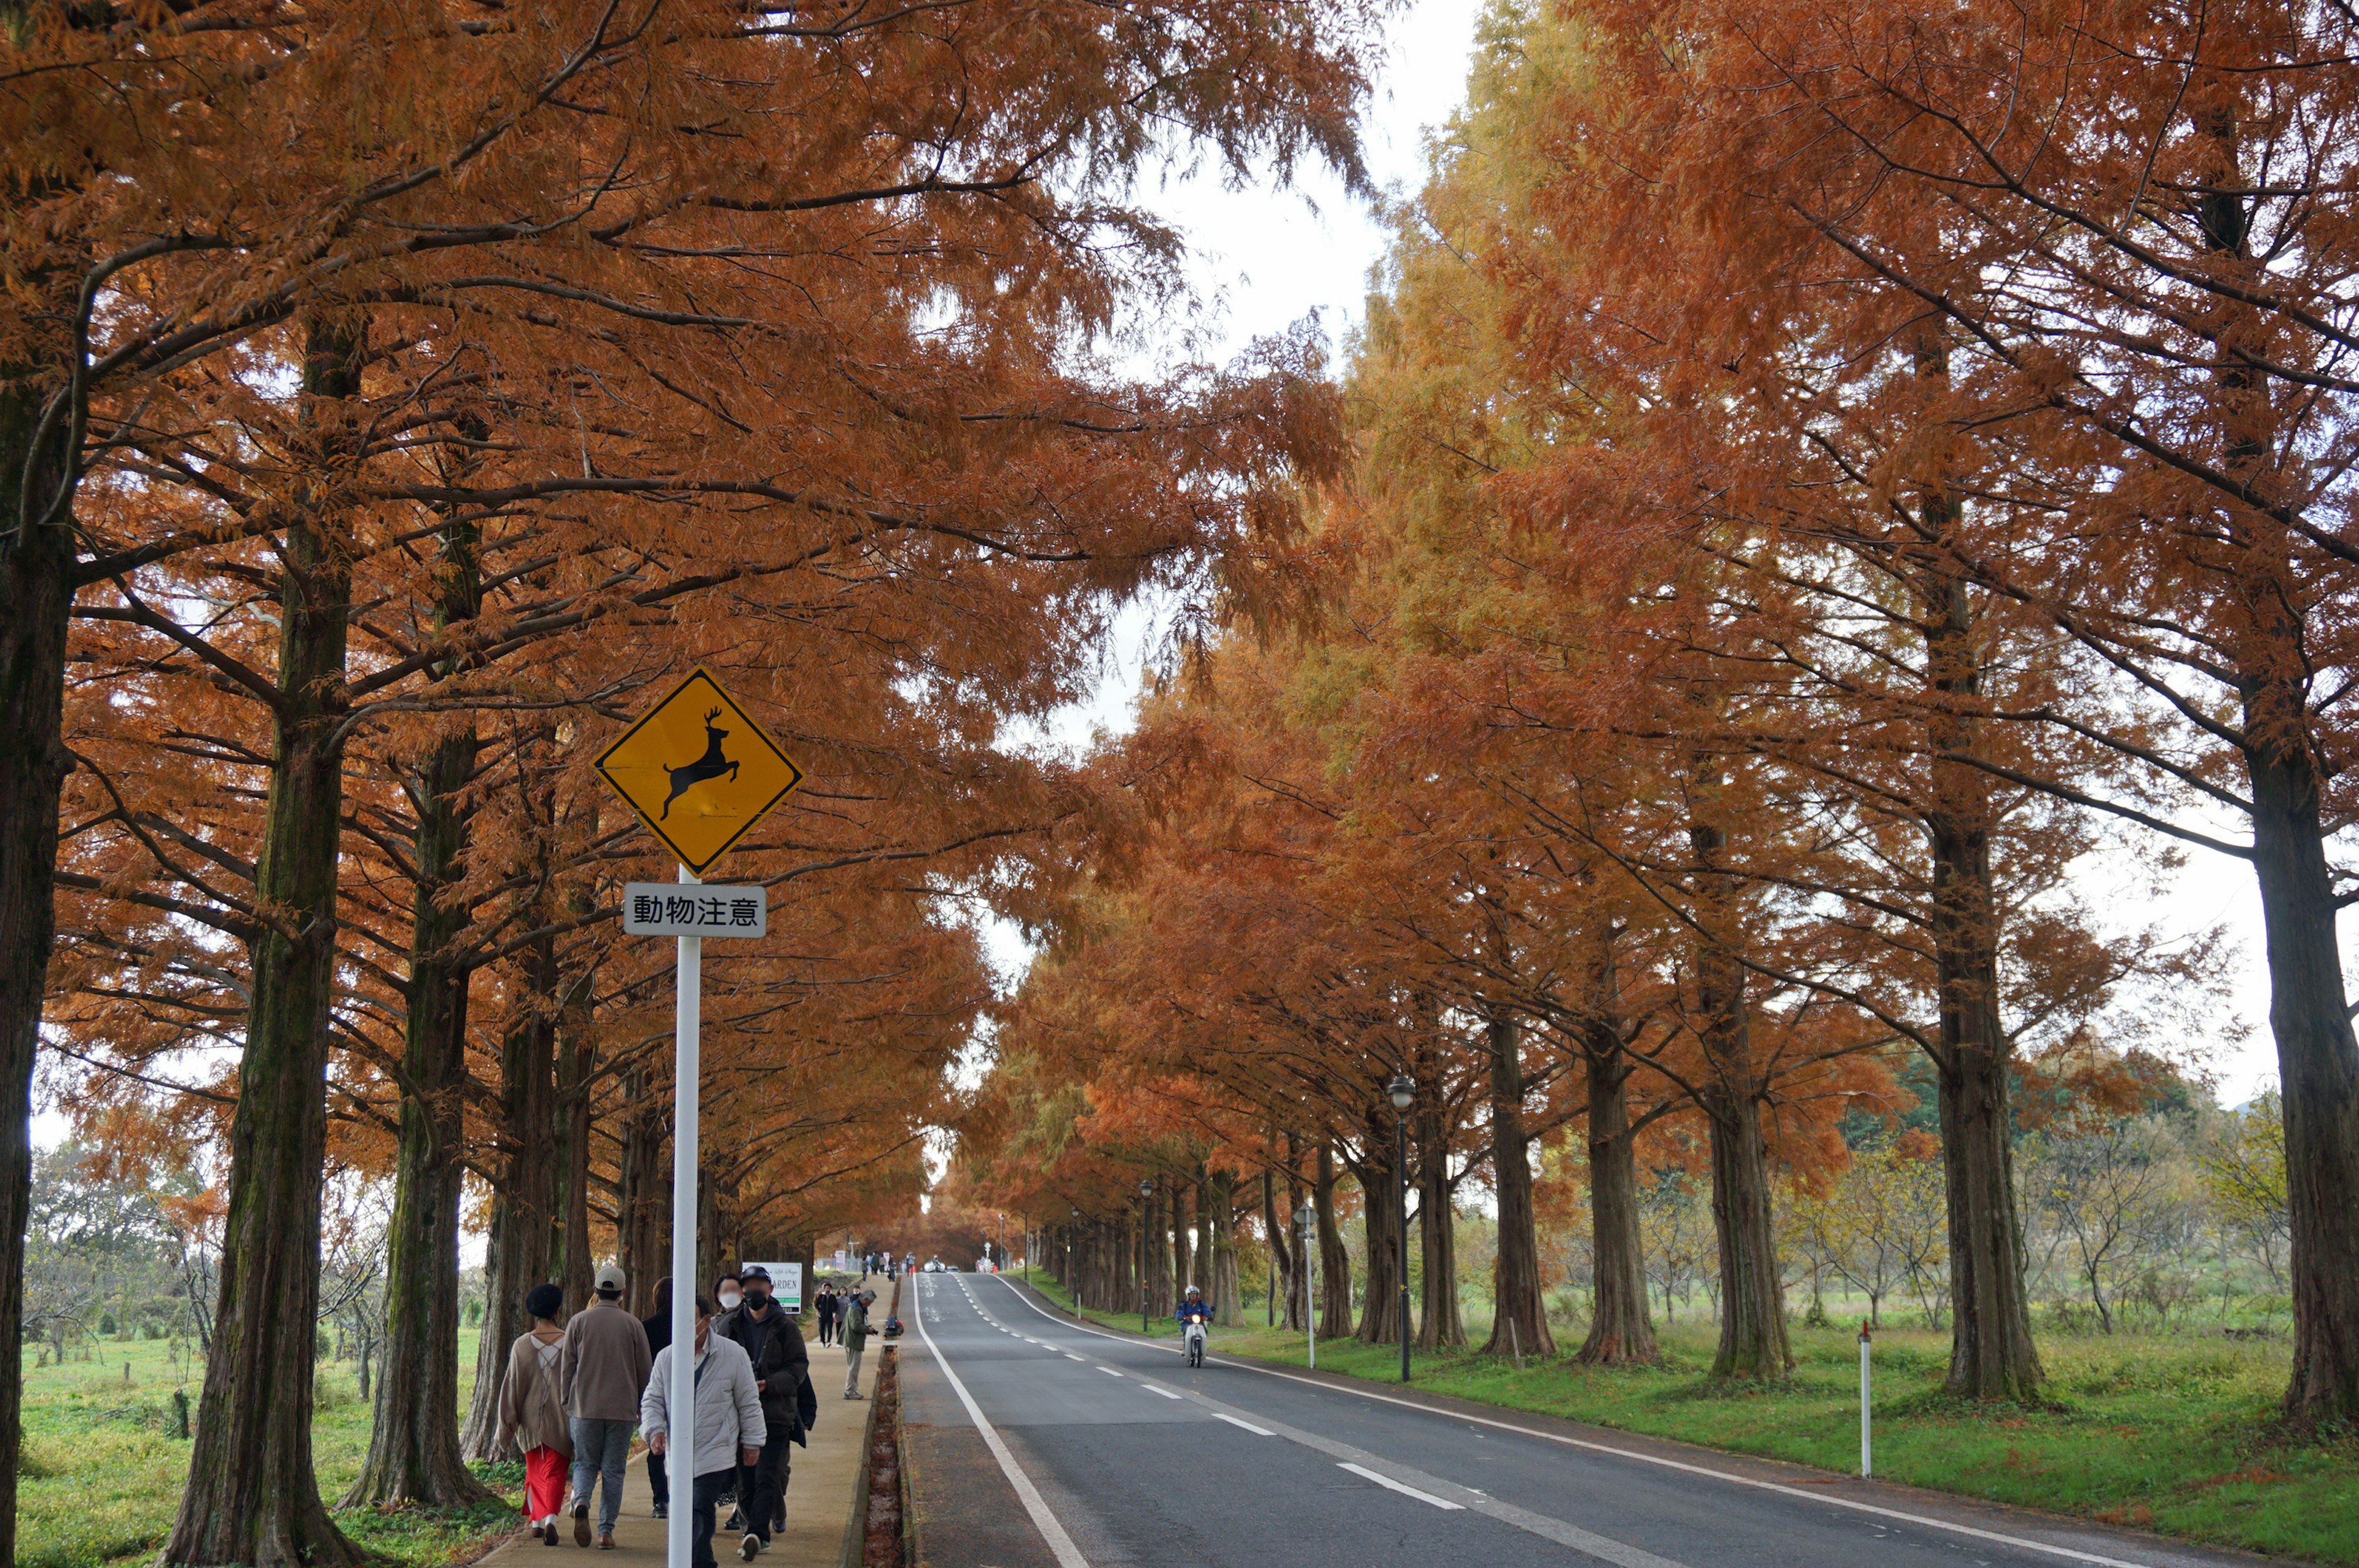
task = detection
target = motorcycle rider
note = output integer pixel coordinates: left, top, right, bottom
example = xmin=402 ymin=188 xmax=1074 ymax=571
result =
xmin=1175 ymin=1284 xmax=1211 ymax=1364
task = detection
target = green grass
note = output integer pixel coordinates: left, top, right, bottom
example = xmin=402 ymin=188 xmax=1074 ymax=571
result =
xmin=1012 ymin=1270 xmax=2353 ymax=1564
xmin=20 ymin=1334 xmax=524 ymax=1568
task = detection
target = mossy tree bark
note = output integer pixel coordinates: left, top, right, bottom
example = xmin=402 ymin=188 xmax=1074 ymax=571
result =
xmin=163 ymin=316 xmax=370 ymax=1568
xmin=1349 ymin=1102 xmax=1409 ymax=1347
xmin=1482 ymin=1016 xmax=1554 ymax=1358
xmin=0 ymin=330 xmax=77 ymax=1568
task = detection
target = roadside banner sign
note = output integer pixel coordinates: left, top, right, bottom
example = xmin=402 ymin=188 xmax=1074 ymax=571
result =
xmin=595 ymin=666 xmax=805 ymax=873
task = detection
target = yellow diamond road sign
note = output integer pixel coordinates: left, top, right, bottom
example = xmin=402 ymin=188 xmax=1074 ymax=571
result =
xmin=595 ymin=668 xmax=805 ymax=874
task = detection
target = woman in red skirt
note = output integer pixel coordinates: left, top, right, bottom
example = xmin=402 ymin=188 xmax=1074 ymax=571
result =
xmin=496 ymin=1282 xmax=574 ymax=1542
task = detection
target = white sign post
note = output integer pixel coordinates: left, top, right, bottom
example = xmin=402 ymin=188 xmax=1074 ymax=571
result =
xmin=667 ymin=867 xmax=702 ymax=1568
xmin=655 ymin=872 xmax=772 ymax=1568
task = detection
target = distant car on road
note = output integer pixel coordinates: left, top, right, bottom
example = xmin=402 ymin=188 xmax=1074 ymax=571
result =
xmin=926 ymin=1257 xmax=945 ymax=1273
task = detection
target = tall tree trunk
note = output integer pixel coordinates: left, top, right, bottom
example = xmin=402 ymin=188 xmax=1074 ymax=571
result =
xmin=1209 ymin=1171 xmax=1243 ymax=1326
xmin=2248 ymin=719 xmax=2359 ymax=1428
xmin=345 ymin=724 xmax=489 ymax=1506
xmin=1909 ymin=332 xmax=2045 ymax=1403
xmin=1352 ymin=1098 xmax=1409 ymax=1346
xmin=1259 ymin=1165 xmax=1292 ymax=1331
xmin=617 ymin=1076 xmax=666 ymax=1316
xmin=1414 ymin=1098 xmax=1461 ymax=1349
xmin=1172 ymin=1181 xmax=1194 ymax=1299
xmin=165 ymin=316 xmax=369 ymax=1567
xmin=555 ymin=1032 xmax=596 ymax=1315
xmin=1578 ymin=1008 xmax=1656 ymax=1364
xmin=1482 ymin=1016 xmax=1554 ymax=1357
xmin=1690 ymin=812 xmax=1790 ymax=1380
xmin=348 ymin=499 xmax=492 ymax=1507
xmin=460 ymin=935 xmax=560 ymax=1461
xmin=0 ymin=336 xmax=76 ymax=1568
xmin=1146 ymin=1184 xmax=1173 ymax=1317
xmin=1314 ymin=1144 xmax=1351 ymax=1337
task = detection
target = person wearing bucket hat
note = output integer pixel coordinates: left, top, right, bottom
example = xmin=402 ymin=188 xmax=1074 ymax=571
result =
xmin=560 ymin=1263 xmax=650 ymax=1548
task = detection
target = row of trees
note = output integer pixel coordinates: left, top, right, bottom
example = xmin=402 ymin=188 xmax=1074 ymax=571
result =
xmin=957 ymin=0 xmax=2354 ymax=1438
xmin=1 ymin=4 xmax=1383 ymax=1564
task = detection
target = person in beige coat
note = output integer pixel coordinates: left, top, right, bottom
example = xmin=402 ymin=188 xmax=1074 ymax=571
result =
xmin=496 ymin=1283 xmax=575 ymax=1544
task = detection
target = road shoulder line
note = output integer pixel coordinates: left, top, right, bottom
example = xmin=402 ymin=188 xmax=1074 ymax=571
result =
xmin=909 ymin=1278 xmax=1093 ymax=1568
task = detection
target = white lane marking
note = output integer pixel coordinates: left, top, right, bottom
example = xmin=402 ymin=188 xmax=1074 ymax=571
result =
xmin=1339 ymin=1461 xmax=1464 ymax=1510
xmin=1098 ymin=1367 xmax=1124 ymax=1378
xmin=1211 ymin=1413 xmax=1273 ymax=1435
xmin=1065 ymin=1353 xmax=1086 ymax=1362
xmin=909 ymin=1279 xmax=1092 ymax=1568
xmin=990 ymin=1276 xmax=2156 ymax=1568
xmin=1144 ymin=1386 xmax=1184 ymax=1400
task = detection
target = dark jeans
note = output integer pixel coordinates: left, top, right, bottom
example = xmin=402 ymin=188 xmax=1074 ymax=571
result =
xmin=690 ymin=1469 xmax=732 ymax=1568
xmin=817 ymin=1314 xmax=834 ymax=1346
xmin=737 ymin=1435 xmax=792 ymax=1542
xmin=647 ymin=1447 xmax=668 ymax=1510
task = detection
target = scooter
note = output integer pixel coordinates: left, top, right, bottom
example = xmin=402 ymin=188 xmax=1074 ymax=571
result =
xmin=1182 ymin=1315 xmax=1208 ymax=1368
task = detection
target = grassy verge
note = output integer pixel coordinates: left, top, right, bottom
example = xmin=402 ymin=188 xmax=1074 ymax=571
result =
xmin=1191 ymin=1316 xmax=2355 ymax=1566
xmin=992 ymin=1271 xmax=2359 ymax=1561
xmin=20 ymin=1335 xmax=525 ymax=1568
xmin=1011 ymin=1268 xmax=1181 ymax=1338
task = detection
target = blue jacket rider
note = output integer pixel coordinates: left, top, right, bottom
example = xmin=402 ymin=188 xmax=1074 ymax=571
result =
xmin=1175 ymin=1287 xmax=1210 ymax=1326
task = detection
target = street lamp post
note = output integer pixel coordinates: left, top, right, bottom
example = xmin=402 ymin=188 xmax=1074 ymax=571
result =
xmin=1139 ymin=1177 xmax=1154 ymax=1332
xmin=1389 ymin=1073 xmax=1415 ymax=1384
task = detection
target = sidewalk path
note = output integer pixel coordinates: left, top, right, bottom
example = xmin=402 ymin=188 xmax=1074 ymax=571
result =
xmin=476 ymin=1303 xmax=883 ymax=1568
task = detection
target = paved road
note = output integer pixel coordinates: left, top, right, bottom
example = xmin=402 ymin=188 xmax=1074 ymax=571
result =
xmin=897 ymin=1271 xmax=2281 ymax=1568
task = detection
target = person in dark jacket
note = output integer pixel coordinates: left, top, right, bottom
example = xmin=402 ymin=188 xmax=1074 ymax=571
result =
xmin=813 ymin=1285 xmax=837 ymax=1347
xmin=711 ymin=1265 xmax=812 ymax=1549
xmin=641 ymin=1277 xmax=673 ymax=1519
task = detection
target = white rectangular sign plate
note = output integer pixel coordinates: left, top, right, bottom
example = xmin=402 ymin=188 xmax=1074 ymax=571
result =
xmin=622 ymin=883 xmax=768 ymax=936
xmin=742 ymin=1260 xmax=804 ymax=1316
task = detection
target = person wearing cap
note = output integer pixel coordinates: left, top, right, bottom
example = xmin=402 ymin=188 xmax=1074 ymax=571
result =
xmin=839 ymin=1289 xmax=875 ymax=1399
xmin=561 ymin=1263 xmax=652 ymax=1548
xmin=495 ymin=1282 xmax=574 ymax=1545
xmin=642 ymin=1296 xmax=765 ymax=1568
xmin=713 ymin=1264 xmax=812 ymax=1552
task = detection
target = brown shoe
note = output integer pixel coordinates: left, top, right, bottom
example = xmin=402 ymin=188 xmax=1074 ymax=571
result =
xmin=595 ymin=1532 xmax=617 ymax=1551
xmin=542 ymin=1523 xmax=558 ymax=1546
xmin=573 ymin=1503 xmax=592 ymax=1547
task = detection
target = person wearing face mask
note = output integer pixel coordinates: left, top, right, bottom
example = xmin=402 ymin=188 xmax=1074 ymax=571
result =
xmin=641 ymin=1297 xmax=765 ymax=1568
xmin=713 ymin=1265 xmax=813 ymax=1553
xmin=712 ymin=1271 xmax=744 ymax=1315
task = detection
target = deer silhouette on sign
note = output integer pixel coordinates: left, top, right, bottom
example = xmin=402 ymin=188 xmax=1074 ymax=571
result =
xmin=660 ymin=706 xmax=740 ymax=820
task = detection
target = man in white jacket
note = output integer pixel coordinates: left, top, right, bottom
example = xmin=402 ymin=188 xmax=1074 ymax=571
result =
xmin=642 ymin=1297 xmax=767 ymax=1566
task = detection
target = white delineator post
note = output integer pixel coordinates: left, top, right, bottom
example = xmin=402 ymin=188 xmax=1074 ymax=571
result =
xmin=668 ymin=865 xmax=701 ymax=1568
xmin=1858 ymin=1324 xmax=1872 ymax=1479
xmin=1297 ymin=1203 xmax=1316 ymax=1371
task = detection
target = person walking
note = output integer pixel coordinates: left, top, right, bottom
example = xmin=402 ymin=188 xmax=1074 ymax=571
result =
xmin=713 ymin=1265 xmax=811 ymax=1551
xmin=840 ymin=1289 xmax=874 ymax=1399
xmin=494 ymin=1283 xmax=574 ymax=1545
xmin=561 ymin=1263 xmax=652 ymax=1548
xmin=641 ymin=1297 xmax=765 ymax=1568
xmin=813 ymin=1285 xmax=837 ymax=1348
xmin=640 ymin=1277 xmax=674 ymax=1521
